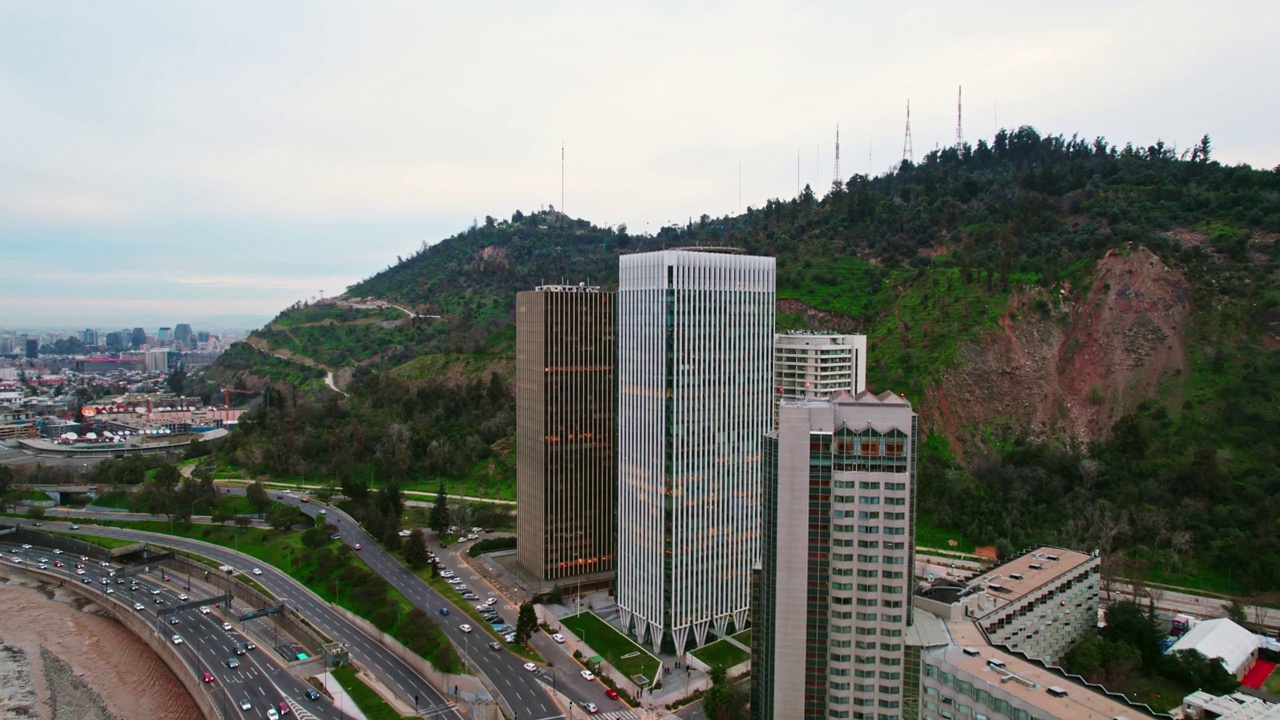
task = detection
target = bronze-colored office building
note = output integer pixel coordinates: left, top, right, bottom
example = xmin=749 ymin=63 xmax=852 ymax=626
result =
xmin=516 ymin=285 xmax=616 ymax=585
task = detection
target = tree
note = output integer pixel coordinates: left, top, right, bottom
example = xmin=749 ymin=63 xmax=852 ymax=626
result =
xmin=246 ymin=481 xmax=271 ymax=514
xmin=234 ymin=515 xmax=253 ymax=528
xmin=430 ymin=481 xmax=449 ymax=534
xmin=26 ymin=505 xmax=45 ymax=520
xmin=0 ymin=465 xmax=13 ymax=496
xmin=404 ymin=529 xmax=428 ymax=569
xmin=268 ymin=505 xmax=304 ymax=531
xmin=515 ymin=601 xmax=538 ymax=645
xmin=167 ymin=366 xmax=187 ymax=396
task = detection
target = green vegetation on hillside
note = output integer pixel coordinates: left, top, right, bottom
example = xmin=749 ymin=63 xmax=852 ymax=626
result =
xmin=203 ymin=127 xmax=1280 ymax=592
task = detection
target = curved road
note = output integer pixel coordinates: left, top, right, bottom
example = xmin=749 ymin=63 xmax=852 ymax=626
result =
xmin=22 ymin=520 xmax=465 ymax=720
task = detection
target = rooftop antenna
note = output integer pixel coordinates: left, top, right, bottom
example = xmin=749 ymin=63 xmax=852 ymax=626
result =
xmin=955 ymin=85 xmax=964 ymax=147
xmin=738 ymin=160 xmax=742 ymax=214
xmin=833 ymin=124 xmax=841 ymax=186
xmin=902 ymin=99 xmax=914 ymax=163
xmin=560 ymin=143 xmax=565 ymax=218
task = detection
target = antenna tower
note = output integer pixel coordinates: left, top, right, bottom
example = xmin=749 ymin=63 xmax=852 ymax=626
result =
xmin=902 ymin=100 xmax=914 ymax=163
xmin=955 ymin=85 xmax=964 ymax=147
xmin=560 ymin=144 xmax=565 ymax=217
xmin=833 ymin=124 xmax=841 ymax=186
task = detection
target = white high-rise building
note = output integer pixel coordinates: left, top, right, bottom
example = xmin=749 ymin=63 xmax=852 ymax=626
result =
xmin=616 ymin=248 xmax=775 ymax=655
xmin=775 ymin=332 xmax=867 ymax=403
xmin=753 ymin=390 xmax=917 ymax=720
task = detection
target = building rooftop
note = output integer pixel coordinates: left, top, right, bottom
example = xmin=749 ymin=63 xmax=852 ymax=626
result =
xmin=937 ymin=622 xmax=1156 ymax=720
xmin=1168 ymin=618 xmax=1259 ymax=676
xmin=963 ymin=547 xmax=1094 ymax=612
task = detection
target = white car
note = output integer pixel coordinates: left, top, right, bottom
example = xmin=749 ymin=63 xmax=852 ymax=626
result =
xmin=199 ymin=605 xmax=211 ymax=614
xmin=459 ymin=624 xmax=473 ymax=633
xmin=252 ymin=568 xmax=263 ymax=575
xmin=222 ymin=622 xmax=233 ymax=631
xmin=151 ymin=589 xmax=161 ymax=595
xmin=485 ymin=597 xmax=498 ymax=606
xmin=523 ymin=662 xmax=537 ymax=672
xmin=10 ymin=557 xmax=20 ymax=564
xmin=178 ymin=593 xmax=188 ymax=601
xmin=134 ymin=603 xmax=145 ymax=611
xmin=398 ymin=530 xmax=411 ymax=537
xmin=171 ymin=635 xmax=184 ymax=645
xmin=52 ymin=549 xmax=62 ymax=555
xmin=267 ymin=709 xmax=280 ymax=720
xmin=239 ymin=699 xmax=252 ymax=711
xmin=580 ymin=670 xmax=595 ymax=681
xmin=552 ymin=633 xmax=566 ymax=643
xmin=21 ymin=544 xmax=31 ymax=549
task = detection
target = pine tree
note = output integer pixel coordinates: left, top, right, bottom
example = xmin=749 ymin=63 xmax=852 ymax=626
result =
xmin=515 ymin=601 xmax=538 ymax=645
xmin=430 ymin=481 xmax=450 ymax=533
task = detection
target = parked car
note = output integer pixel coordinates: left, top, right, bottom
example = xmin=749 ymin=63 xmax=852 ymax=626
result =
xmin=605 ymin=688 xmax=619 ymax=700
xmin=523 ymin=662 xmax=537 ymax=672
xmin=580 ymin=670 xmax=595 ymax=681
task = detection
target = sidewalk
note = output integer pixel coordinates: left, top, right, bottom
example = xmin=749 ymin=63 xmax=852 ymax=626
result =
xmin=318 ymin=671 xmax=369 ymax=720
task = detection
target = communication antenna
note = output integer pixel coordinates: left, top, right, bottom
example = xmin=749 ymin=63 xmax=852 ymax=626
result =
xmin=797 ymin=149 xmax=800 ymax=197
xmin=833 ymin=124 xmax=841 ymax=186
xmin=560 ymin=144 xmax=565 ymax=217
xmin=738 ymin=160 xmax=742 ymax=214
xmin=955 ymin=85 xmax=964 ymax=147
xmin=902 ymin=100 xmax=914 ymax=163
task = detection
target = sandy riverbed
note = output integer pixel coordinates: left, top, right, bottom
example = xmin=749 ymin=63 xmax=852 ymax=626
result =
xmin=0 ymin=573 xmax=201 ymax=720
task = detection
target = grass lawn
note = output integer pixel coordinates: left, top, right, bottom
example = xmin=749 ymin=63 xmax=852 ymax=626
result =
xmin=1264 ymin=666 xmax=1280 ymax=695
xmin=1109 ymin=674 xmax=1188 ymax=712
xmin=914 ymin=512 xmax=977 ymax=553
xmin=332 ymin=665 xmax=410 ymax=720
xmin=690 ymin=638 xmax=750 ymax=671
xmin=560 ymin=611 xmax=661 ymax=684
xmin=731 ymin=628 xmax=753 ymax=647
xmin=53 ymin=530 xmax=136 ymax=549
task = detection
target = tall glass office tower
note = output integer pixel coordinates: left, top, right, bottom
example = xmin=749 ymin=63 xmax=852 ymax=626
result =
xmin=616 ymin=248 xmax=775 ymax=655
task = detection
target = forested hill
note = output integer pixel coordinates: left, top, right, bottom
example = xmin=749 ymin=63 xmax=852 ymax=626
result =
xmin=206 ymin=126 xmax=1280 ymax=594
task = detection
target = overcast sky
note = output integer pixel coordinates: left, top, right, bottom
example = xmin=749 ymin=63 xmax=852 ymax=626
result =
xmin=3 ymin=1 xmax=1277 ymax=330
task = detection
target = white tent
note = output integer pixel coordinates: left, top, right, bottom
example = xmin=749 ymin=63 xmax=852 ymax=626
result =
xmin=1167 ymin=618 xmax=1258 ymax=676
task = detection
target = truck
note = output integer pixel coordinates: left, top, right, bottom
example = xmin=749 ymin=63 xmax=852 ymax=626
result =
xmin=219 ymin=564 xmax=234 ymax=575
xmin=1171 ymin=614 xmax=1198 ymax=636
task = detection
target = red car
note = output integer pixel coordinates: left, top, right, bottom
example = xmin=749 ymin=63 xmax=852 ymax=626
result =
xmin=605 ymin=689 xmax=619 ymax=700
xmin=203 ymin=672 xmax=214 ymax=683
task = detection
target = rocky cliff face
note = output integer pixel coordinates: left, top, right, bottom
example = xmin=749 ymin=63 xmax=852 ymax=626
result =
xmin=930 ymin=244 xmax=1191 ymax=453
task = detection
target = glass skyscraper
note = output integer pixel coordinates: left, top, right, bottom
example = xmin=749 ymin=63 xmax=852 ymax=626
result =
xmin=616 ymin=248 xmax=775 ymax=655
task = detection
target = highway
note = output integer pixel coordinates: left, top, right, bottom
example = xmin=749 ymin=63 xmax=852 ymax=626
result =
xmin=276 ymin=496 xmax=621 ymax=720
xmin=8 ymin=521 xmax=464 ymax=720
xmin=1 ymin=539 xmax=340 ymax=720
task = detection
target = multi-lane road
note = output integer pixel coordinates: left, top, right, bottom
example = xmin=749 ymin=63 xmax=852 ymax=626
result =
xmin=275 ymin=495 xmax=630 ymax=719
xmin=1 ymin=539 xmax=340 ymax=719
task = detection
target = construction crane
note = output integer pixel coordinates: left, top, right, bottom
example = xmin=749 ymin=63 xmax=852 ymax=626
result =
xmin=221 ymin=387 xmax=253 ymax=409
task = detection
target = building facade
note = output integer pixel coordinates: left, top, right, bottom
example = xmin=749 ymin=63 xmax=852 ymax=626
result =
xmin=754 ymin=390 xmax=918 ymax=720
xmin=775 ymin=332 xmax=867 ymax=403
xmin=515 ymin=285 xmax=617 ymax=585
xmin=616 ymin=249 xmax=775 ymax=655
xmin=25 ymin=338 xmax=38 ymax=359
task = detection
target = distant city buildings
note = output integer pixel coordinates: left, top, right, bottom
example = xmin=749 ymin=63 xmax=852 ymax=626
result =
xmin=616 ymin=248 xmax=775 ymax=654
xmin=173 ymin=323 xmax=194 ymax=347
xmin=515 ymin=284 xmax=617 ymax=588
xmin=25 ymin=338 xmax=38 ymax=359
xmin=157 ymin=326 xmax=172 ymax=343
xmin=753 ymin=389 xmax=917 ymax=720
xmin=131 ymin=327 xmax=147 ymax=348
xmin=775 ymin=332 xmax=867 ymax=403
xmin=81 ymin=328 xmax=98 ymax=347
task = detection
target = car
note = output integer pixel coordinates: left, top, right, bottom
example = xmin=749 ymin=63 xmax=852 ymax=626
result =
xmin=485 ymin=597 xmax=498 ymax=606
xmin=115 ymin=578 xmax=124 ymax=584
xmin=53 ymin=561 xmax=64 ymax=567
xmin=276 ymin=495 xmax=284 ymax=500
xmin=52 ymin=549 xmax=62 ymax=555
xmin=151 ymin=588 xmax=161 ymax=595
xmin=178 ymin=593 xmax=188 ymax=601
xmin=447 ymin=578 xmax=462 ymax=585
xmin=154 ymin=597 xmax=164 ymax=604
xmin=484 ymin=528 xmax=494 ymax=533
xmin=169 ymin=616 xmax=179 ymax=625
xmin=398 ymin=530 xmax=411 ymax=537
xmin=203 ymin=671 xmax=214 ymax=683
xmin=439 ymin=608 xmax=450 ymax=616
xmin=234 ymin=643 xmax=245 ymax=655
xmin=76 ymin=568 xmax=85 ymax=575
xmin=38 ymin=557 xmax=48 ymax=563
xmin=252 ymin=568 xmax=263 ymax=576
xmin=199 ymin=605 xmax=211 ymax=614
xmin=523 ymin=662 xmax=537 ymax=672
xmin=459 ymin=624 xmax=473 ymax=633
xmin=239 ymin=698 xmax=251 ymax=710
xmin=463 ymin=593 xmax=478 ymax=600
xmin=552 ymin=633 xmax=566 ymax=643
xmin=99 ymin=560 xmax=109 ymax=567
xmin=31 ymin=522 xmax=41 ymax=527
xmin=584 ymin=702 xmax=598 ymax=714
xmin=352 ymin=543 xmax=360 ymax=550
xmin=134 ymin=603 xmax=144 ymax=611
xmin=304 ymin=689 xmax=320 ymax=701
xmin=488 ymin=641 xmax=501 ymax=651
xmin=171 ymin=634 xmax=184 ymax=645
xmin=605 ymin=688 xmax=619 ymax=700
xmin=70 ymin=524 xmax=79 ymax=529
xmin=329 ymin=534 xmax=340 ymax=540
xmin=503 ymin=633 xmax=516 ymax=643
xmin=277 ymin=701 xmax=291 ymax=715
xmin=106 ymin=588 xmax=115 ymax=594
xmin=9 ymin=557 xmax=21 ymax=564
xmin=267 ymin=708 xmax=280 ymax=720
xmin=101 ymin=578 xmax=109 ymax=585
xmin=580 ymin=670 xmax=595 ymax=681
xmin=163 ymin=575 xmax=171 ymax=581
xmin=301 ymin=497 xmax=309 ymax=503
xmin=318 ymin=509 xmax=327 ymax=515
xmin=81 ymin=577 xmax=90 ymax=583
xmin=244 ymin=641 xmax=256 ymax=651
xmin=474 ymin=605 xmax=489 ymax=613
xmin=227 ymin=658 xmax=241 ymax=669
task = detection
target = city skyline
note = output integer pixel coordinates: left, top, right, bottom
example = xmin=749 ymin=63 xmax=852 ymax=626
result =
xmin=4 ymin=2 xmax=1277 ymax=326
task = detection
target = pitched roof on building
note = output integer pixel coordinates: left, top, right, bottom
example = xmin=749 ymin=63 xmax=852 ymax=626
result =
xmin=1168 ymin=618 xmax=1258 ymax=675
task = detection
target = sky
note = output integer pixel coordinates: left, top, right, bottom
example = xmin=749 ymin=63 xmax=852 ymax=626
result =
xmin=2 ymin=1 xmax=1277 ymax=331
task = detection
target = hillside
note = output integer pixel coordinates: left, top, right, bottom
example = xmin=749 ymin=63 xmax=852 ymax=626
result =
xmin=205 ymin=127 xmax=1280 ymax=594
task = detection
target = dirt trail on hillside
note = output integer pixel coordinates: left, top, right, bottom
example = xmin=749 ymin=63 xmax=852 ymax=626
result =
xmin=0 ymin=579 xmax=200 ymax=720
